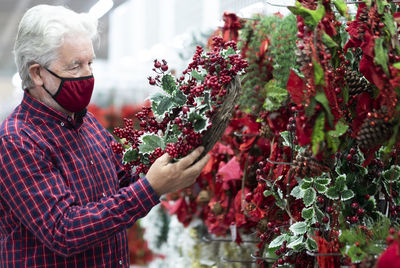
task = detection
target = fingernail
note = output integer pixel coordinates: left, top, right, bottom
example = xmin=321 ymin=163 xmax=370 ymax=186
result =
xmin=199 ymin=146 xmax=204 ymax=152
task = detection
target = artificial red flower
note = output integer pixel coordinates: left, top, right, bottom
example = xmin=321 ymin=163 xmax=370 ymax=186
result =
xmin=377 ymin=241 xmax=400 ymax=268
xmin=222 ymin=12 xmax=242 ymax=42
xmin=287 ymin=69 xmax=307 ymax=105
xmin=218 ymin=156 xmax=243 ymax=182
xmin=313 ymin=235 xmax=341 ymax=268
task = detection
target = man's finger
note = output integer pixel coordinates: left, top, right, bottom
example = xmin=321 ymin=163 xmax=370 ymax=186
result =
xmin=156 ymin=153 xmax=172 ymax=166
xmin=177 ymin=146 xmax=204 ymax=169
xmin=183 ymin=153 xmax=210 ymax=177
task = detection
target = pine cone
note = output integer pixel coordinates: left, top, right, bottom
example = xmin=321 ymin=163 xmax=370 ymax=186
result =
xmin=345 ymin=68 xmax=373 ymax=96
xmin=257 ymin=218 xmax=269 ymax=233
xmin=359 ymin=254 xmax=377 ymax=268
xmin=295 ymin=40 xmax=311 ymax=70
xmin=260 ymin=123 xmax=273 ymax=139
xmin=211 ymin=202 xmax=223 ymax=215
xmin=292 ymin=149 xmax=332 ymax=178
xmin=196 ymin=190 xmax=211 ymax=205
xmin=356 ymin=116 xmax=393 ymax=150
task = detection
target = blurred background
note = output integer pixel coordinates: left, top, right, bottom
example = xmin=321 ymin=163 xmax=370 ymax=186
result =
xmin=0 ymin=0 xmax=293 ymax=122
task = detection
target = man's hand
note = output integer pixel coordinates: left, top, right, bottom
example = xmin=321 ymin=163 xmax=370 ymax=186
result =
xmin=145 ymin=146 xmax=210 ymax=196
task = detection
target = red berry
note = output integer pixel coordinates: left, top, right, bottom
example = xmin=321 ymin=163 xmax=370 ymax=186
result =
xmin=153 ymin=60 xmax=161 ymax=68
xmin=161 ymin=65 xmax=168 ymax=71
xmin=351 ymin=202 xmax=359 ymax=209
xmin=357 ymin=208 xmax=365 ymax=215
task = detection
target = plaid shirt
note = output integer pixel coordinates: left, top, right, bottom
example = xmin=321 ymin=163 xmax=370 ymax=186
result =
xmin=0 ymin=93 xmax=159 ymax=267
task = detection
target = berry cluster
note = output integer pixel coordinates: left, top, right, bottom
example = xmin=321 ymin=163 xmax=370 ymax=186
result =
xmin=112 ymin=36 xmax=247 ymax=175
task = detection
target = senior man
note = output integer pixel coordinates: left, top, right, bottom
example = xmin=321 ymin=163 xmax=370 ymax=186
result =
xmin=0 ymin=5 xmax=209 ymax=267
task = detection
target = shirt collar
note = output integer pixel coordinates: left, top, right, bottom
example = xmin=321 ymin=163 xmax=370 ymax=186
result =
xmin=21 ymin=92 xmax=87 ymax=129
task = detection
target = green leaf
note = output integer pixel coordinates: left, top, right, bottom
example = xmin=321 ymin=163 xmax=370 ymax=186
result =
xmin=224 ymin=46 xmax=236 ymax=56
xmin=382 ymin=165 xmax=400 ymax=182
xmin=151 ymin=92 xmax=166 ymax=103
xmin=280 ymin=131 xmax=292 ymax=147
xmin=269 ymin=234 xmax=289 ymax=248
xmin=191 ymin=70 xmax=205 ymax=82
xmin=161 ymin=74 xmax=176 ymax=94
xmin=305 ymin=237 xmax=318 ymax=252
xmin=314 ymin=205 xmax=325 ymax=222
xmin=322 ymin=32 xmax=338 ymax=48
xmin=393 ymin=62 xmax=400 ymax=69
xmin=291 ymin=185 xmax=304 ymax=199
xmin=289 ymin=221 xmax=308 ymax=235
xmin=165 ymin=135 xmax=178 ymax=144
xmin=325 ymin=187 xmax=339 ymax=200
xmin=157 ymin=96 xmax=173 ymax=116
xmin=315 ymin=178 xmax=330 ymax=185
xmin=303 ymin=177 xmax=313 ymax=183
xmin=374 ymin=37 xmax=389 ymax=75
xmin=315 ymin=92 xmax=333 ymax=127
xmin=313 ymin=60 xmax=325 ymax=86
xmin=341 ymin=189 xmax=355 ymax=201
xmin=315 ymin=183 xmax=328 ymax=193
xmin=311 ymin=112 xmax=325 ymax=155
xmin=376 ymin=0 xmax=388 ymax=14
xmin=288 ymin=1 xmax=325 ymax=28
xmin=302 ymin=207 xmax=315 ymax=219
xmin=123 ymin=148 xmax=138 ymax=163
xmin=151 ymin=93 xmax=174 ymax=116
xmin=326 ymin=135 xmax=339 ymax=153
xmin=139 ymin=134 xmax=165 ymax=153
xmin=301 ymin=181 xmax=313 ymax=190
xmin=347 ymin=245 xmax=366 ymax=263
xmin=172 ymin=90 xmax=187 ymax=106
xmin=384 ymin=13 xmax=396 ymax=36
xmin=263 ymin=80 xmax=288 ymax=111
xmin=303 ymin=188 xmax=317 ymax=207
xmin=287 ymin=236 xmax=304 ymax=250
xmin=263 ymin=190 xmax=273 ymax=197
xmin=188 ymin=112 xmax=208 ymax=132
xmin=335 ymin=174 xmax=347 ymax=192
xmin=328 ymin=120 xmax=348 ymax=137
xmin=333 ymin=0 xmax=348 ymax=16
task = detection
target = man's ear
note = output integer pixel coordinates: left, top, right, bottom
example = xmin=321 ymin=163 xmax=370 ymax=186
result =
xmin=28 ymin=63 xmax=44 ymax=87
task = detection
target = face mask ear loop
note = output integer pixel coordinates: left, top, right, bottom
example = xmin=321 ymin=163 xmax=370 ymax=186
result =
xmin=45 ymin=68 xmax=63 ymax=79
xmin=42 ymin=84 xmax=55 ymax=97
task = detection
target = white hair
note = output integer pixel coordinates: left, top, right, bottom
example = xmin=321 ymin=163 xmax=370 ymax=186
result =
xmin=13 ymin=5 xmax=99 ymax=89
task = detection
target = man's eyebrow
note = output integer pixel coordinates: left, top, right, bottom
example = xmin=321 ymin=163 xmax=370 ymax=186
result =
xmin=66 ymin=57 xmax=96 ymax=68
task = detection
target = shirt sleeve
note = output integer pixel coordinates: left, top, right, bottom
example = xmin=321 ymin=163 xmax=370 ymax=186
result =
xmin=0 ymin=135 xmax=159 ymax=257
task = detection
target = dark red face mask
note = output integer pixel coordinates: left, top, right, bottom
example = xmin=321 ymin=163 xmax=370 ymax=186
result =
xmin=42 ymin=68 xmax=94 ymax=112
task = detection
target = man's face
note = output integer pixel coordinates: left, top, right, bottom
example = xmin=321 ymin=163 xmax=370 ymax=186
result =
xmin=43 ymin=34 xmax=95 ymax=94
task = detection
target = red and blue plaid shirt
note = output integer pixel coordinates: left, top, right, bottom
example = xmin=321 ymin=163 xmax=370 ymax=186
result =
xmin=0 ymin=93 xmax=159 ymax=267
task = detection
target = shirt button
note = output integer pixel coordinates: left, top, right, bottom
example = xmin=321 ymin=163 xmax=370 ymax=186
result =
xmin=90 ymin=160 xmax=94 ymax=165
xmin=119 ymin=260 xmax=123 ymax=265
xmin=67 ymin=117 xmax=72 ymax=122
xmin=60 ymin=122 xmax=65 ymax=127
xmin=102 ymin=192 xmax=106 ymax=197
